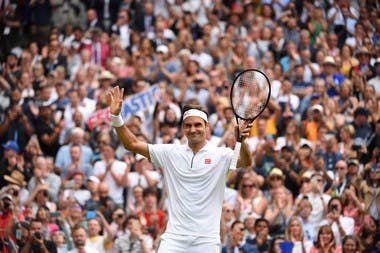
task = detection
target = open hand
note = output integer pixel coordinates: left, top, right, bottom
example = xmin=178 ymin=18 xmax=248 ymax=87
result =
xmin=107 ymin=86 xmax=124 ymax=116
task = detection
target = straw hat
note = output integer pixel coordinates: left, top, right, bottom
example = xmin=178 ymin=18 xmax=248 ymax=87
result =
xmin=322 ymin=56 xmax=336 ymax=66
xmin=4 ymin=170 xmax=26 ymax=187
xmin=98 ymin=70 xmax=115 ymax=80
xmin=354 ymin=47 xmax=372 ymax=57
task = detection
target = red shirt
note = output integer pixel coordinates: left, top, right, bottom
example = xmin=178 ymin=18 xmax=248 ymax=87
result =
xmin=137 ymin=209 xmax=166 ymax=239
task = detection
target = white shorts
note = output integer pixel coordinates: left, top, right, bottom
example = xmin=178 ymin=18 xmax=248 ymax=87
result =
xmin=157 ymin=233 xmax=221 ymax=253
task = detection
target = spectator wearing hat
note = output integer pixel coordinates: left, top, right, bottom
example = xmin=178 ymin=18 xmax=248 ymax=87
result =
xmin=92 ymin=70 xmax=115 ymax=101
xmin=319 ymin=55 xmax=344 ymax=97
xmin=3 ymin=169 xmax=29 ymax=207
xmin=354 ymin=47 xmax=376 ymax=80
xmin=302 ymin=104 xmax=327 ymax=142
xmin=264 ymin=168 xmax=294 ymax=237
xmin=150 ymin=44 xmax=175 ymax=84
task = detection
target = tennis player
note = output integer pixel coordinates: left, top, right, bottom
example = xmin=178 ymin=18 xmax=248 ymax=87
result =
xmin=108 ymin=86 xmax=252 ymax=253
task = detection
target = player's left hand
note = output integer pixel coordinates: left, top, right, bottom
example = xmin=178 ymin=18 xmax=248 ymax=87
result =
xmin=239 ymin=121 xmax=253 ymax=140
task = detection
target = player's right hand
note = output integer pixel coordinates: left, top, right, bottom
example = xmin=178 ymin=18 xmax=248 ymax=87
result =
xmin=107 ymin=86 xmax=124 ymax=115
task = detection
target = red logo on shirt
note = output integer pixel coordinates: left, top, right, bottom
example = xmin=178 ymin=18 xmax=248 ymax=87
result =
xmin=204 ymin=158 xmax=211 ymax=164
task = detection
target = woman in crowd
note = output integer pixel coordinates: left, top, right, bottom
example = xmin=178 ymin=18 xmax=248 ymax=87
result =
xmin=285 ymin=216 xmax=313 ymax=253
xmin=342 ymin=235 xmax=363 ymax=253
xmin=338 ymin=125 xmax=355 ymax=160
xmin=235 ymin=174 xmax=268 ymax=221
xmin=36 ymin=205 xmax=59 ymax=239
xmin=310 ymin=225 xmax=341 ymax=253
xmin=265 ymin=183 xmax=294 ymax=237
xmin=341 ymin=184 xmax=365 ymax=234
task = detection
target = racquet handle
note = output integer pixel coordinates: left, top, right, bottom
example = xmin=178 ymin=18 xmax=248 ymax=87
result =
xmin=229 ymin=141 xmax=242 ymax=170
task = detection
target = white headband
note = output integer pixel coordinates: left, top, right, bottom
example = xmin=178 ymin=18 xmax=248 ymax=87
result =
xmin=183 ymin=109 xmax=208 ymax=122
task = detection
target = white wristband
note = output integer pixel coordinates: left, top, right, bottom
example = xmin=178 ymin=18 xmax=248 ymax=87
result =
xmin=111 ymin=114 xmax=124 ymax=127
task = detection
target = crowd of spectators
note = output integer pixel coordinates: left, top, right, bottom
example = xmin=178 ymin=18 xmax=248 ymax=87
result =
xmin=0 ymin=0 xmax=380 ymax=252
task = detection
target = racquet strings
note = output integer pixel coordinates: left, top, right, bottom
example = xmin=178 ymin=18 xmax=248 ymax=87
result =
xmin=231 ymin=71 xmax=270 ymax=120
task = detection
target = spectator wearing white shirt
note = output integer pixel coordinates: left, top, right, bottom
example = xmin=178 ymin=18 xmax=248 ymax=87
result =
xmin=126 ymin=154 xmax=161 ymax=205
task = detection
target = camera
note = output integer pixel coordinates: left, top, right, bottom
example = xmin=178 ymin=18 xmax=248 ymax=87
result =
xmin=117 ymin=213 xmax=124 ymax=219
xmin=3 ymin=200 xmax=11 ymax=209
xmin=42 ymin=190 xmax=49 ymax=198
xmin=352 ymin=137 xmax=365 ymax=151
xmin=34 ymin=232 xmax=42 ymax=239
xmin=331 ymin=204 xmax=338 ymax=211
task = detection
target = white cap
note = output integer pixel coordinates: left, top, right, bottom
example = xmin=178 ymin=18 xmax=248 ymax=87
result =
xmin=87 ymin=176 xmax=100 ymax=184
xmin=156 ymin=45 xmax=169 ymax=54
xmin=311 ymin=104 xmax=323 ymax=113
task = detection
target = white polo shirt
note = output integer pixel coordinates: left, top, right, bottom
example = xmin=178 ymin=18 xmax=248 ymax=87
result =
xmin=149 ymin=142 xmax=233 ymax=241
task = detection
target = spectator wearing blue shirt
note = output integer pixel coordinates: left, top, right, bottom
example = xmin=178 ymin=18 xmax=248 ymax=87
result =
xmin=319 ymin=56 xmax=345 ymax=97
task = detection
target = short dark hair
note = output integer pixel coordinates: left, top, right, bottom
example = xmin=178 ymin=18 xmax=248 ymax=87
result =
xmin=254 ymin=218 xmax=269 ymax=227
xmin=230 ymin=220 xmax=244 ymax=230
xmin=143 ymin=187 xmax=158 ymax=198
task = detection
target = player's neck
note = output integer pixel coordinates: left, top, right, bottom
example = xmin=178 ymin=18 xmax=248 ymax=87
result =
xmin=188 ymin=140 xmax=207 ymax=153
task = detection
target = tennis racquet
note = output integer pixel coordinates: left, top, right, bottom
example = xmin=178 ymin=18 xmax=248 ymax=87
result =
xmin=229 ymin=69 xmax=271 ymax=170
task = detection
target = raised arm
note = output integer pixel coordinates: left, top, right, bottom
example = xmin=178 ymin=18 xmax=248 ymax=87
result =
xmin=108 ymin=86 xmax=149 ymax=157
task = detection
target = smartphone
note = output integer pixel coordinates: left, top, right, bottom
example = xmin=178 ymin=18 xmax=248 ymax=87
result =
xmin=50 ymin=212 xmax=59 ymax=218
xmin=86 ymin=211 xmax=97 ymax=219
xmin=64 ymin=180 xmax=74 ymax=189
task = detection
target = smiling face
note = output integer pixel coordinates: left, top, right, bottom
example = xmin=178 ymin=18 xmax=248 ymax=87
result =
xmin=182 ymin=116 xmax=208 ymax=149
xmin=343 ymin=237 xmax=357 ymax=253
xmin=318 ymin=226 xmax=333 ymax=245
